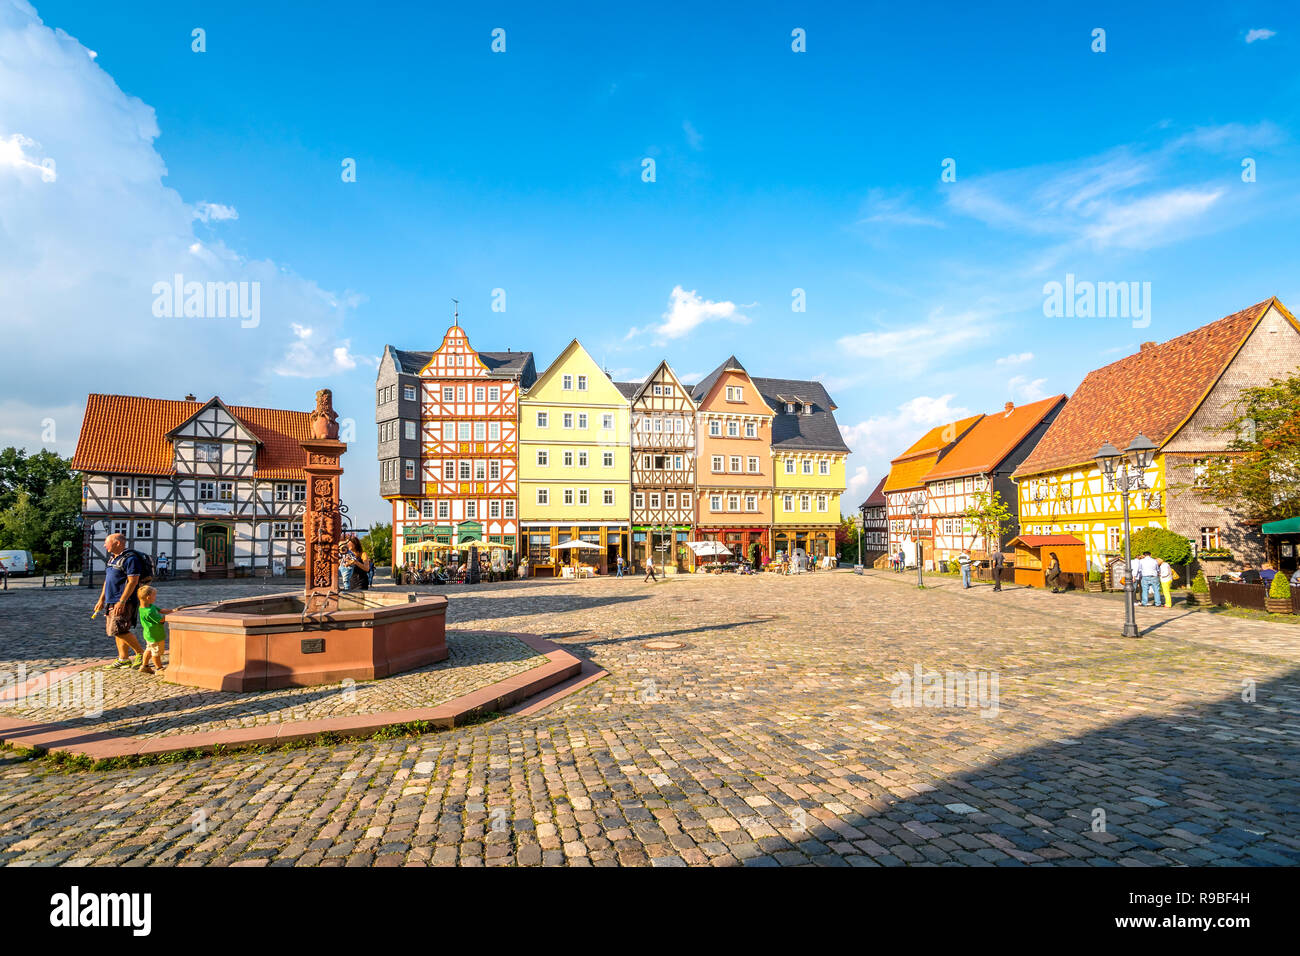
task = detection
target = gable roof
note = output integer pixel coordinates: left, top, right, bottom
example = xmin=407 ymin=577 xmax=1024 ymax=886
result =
xmin=883 ymin=414 xmax=984 ymax=495
xmin=614 ymin=381 xmax=641 ymax=401
xmin=861 ymin=475 xmax=887 ymax=510
xmin=1013 ymin=297 xmax=1295 ymax=478
xmin=385 ymin=344 xmax=536 ymax=386
xmin=526 ymin=339 xmax=629 ymax=403
xmin=924 ymin=395 xmax=1066 ymax=482
xmin=752 ymin=377 xmax=850 ymax=453
xmin=690 ymin=355 xmax=747 ymax=402
xmin=73 ymin=394 xmax=313 ymax=480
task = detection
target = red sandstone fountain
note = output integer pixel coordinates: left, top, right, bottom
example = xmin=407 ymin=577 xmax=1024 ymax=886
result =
xmin=163 ymin=389 xmax=448 ymax=692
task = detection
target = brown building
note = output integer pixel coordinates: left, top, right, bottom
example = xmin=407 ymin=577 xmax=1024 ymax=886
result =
xmin=624 ymin=361 xmax=697 ymax=573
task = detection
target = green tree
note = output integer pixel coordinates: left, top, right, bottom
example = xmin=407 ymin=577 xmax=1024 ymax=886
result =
xmin=1129 ymin=526 xmax=1193 ymax=566
xmin=0 ymin=448 xmax=83 ymax=571
xmin=964 ymin=489 xmax=1012 ymax=556
xmin=362 ymin=522 xmax=392 ymax=566
xmin=1199 ymin=373 xmax=1300 ymax=524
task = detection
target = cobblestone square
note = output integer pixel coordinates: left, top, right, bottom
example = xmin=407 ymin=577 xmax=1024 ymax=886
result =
xmin=1 ymin=571 xmax=1297 ymax=867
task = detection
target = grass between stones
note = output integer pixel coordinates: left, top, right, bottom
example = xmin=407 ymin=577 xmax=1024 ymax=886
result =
xmin=0 ymin=711 xmax=504 ymax=773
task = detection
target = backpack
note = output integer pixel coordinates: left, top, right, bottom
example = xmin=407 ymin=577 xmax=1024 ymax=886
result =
xmin=111 ymin=549 xmax=153 ymax=586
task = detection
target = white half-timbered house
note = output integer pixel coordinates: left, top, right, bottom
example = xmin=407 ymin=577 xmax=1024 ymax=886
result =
xmin=624 ymin=361 xmax=698 ymax=572
xmin=73 ymin=395 xmax=314 ymax=576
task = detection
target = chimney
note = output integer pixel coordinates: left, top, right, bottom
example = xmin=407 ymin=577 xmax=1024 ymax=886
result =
xmin=1139 ymin=341 xmax=1156 ymax=351
xmin=1004 ymin=401 xmax=1015 ymax=415
xmin=184 ymin=393 xmax=196 ymax=402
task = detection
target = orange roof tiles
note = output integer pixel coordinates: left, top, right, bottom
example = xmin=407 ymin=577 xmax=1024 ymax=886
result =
xmin=73 ymin=394 xmax=313 ymax=480
xmin=883 ymin=414 xmax=984 ymax=494
xmin=925 ymin=395 xmax=1066 ymax=482
xmin=1013 ymin=298 xmax=1293 ymax=479
xmin=896 ymin=415 xmax=984 ymax=460
xmin=883 ymin=455 xmax=937 ymax=493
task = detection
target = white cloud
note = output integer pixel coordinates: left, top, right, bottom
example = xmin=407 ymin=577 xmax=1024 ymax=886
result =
xmin=1006 ymin=375 xmax=1048 ymax=403
xmin=846 ymin=465 xmax=871 ymax=498
xmin=1081 ymin=187 xmax=1224 ymax=249
xmin=647 ymin=285 xmax=751 ymax=340
xmin=0 ymin=131 xmax=55 ymax=180
xmin=996 ymin=351 xmax=1033 ymax=366
xmin=837 ymin=310 xmax=992 ymax=375
xmin=1245 ymin=28 xmax=1276 ymax=43
xmin=841 ymin=394 xmax=973 ymax=463
xmin=856 ymin=189 xmax=945 ymax=229
xmin=0 ymin=0 xmax=362 ymax=426
xmin=683 ymin=120 xmax=703 ymax=150
xmin=193 ymin=200 xmax=238 ymax=223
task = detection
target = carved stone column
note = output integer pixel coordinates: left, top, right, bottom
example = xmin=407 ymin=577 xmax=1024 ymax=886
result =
xmin=301 ymin=389 xmax=347 ymax=604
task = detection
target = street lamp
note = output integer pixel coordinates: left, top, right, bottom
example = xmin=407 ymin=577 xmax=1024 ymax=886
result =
xmin=856 ymin=504 xmax=866 ymax=569
xmin=908 ymin=490 xmax=928 ymax=587
xmin=1094 ymin=433 xmax=1155 ymax=639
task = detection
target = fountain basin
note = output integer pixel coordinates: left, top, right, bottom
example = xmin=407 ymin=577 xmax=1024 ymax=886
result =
xmin=163 ymin=590 xmax=448 ymax=691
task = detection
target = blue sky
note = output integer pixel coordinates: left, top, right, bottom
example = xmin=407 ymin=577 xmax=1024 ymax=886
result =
xmin=2 ymin=0 xmax=1298 ymax=524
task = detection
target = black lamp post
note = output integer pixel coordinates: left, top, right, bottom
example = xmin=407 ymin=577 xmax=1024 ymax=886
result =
xmin=908 ymin=490 xmax=928 ymax=587
xmin=1094 ymin=434 xmax=1156 ymax=639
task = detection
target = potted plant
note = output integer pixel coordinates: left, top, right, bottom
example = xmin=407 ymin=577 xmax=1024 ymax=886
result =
xmin=1086 ymin=570 xmax=1105 ymax=592
xmin=1266 ymin=573 xmax=1292 ymax=615
xmin=1185 ymin=570 xmax=1210 ymax=606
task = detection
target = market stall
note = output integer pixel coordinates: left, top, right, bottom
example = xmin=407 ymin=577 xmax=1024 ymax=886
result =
xmin=1005 ymin=534 xmax=1086 ymax=590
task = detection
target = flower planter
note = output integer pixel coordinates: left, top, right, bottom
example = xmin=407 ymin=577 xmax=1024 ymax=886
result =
xmin=1086 ymin=579 xmax=1104 ymax=593
xmin=1184 ymin=591 xmax=1207 ymax=607
xmin=1265 ymin=596 xmax=1293 ymax=615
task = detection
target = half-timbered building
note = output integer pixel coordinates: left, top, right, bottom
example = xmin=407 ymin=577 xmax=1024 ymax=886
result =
xmin=377 ymin=326 xmax=535 ymax=568
xmin=625 ymin=361 xmax=697 ymax=573
xmin=1013 ymin=298 xmax=1300 ymax=571
xmin=73 ymin=394 xmax=313 ymax=577
xmin=922 ymin=395 xmax=1066 ymax=563
xmin=757 ymin=378 xmax=850 ymax=561
xmin=883 ymin=414 xmax=983 ymax=568
xmin=692 ymin=356 xmax=775 ymax=562
xmin=519 ymin=340 xmax=632 ymax=576
xmin=859 ymin=476 xmax=888 ymax=559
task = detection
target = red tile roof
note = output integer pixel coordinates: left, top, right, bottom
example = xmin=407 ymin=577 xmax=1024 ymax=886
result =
xmin=883 ymin=414 xmax=983 ymax=494
xmin=1013 ymin=298 xmax=1295 ymax=478
xmin=73 ymin=394 xmax=313 ymax=480
xmin=925 ymin=395 xmax=1066 ymax=482
xmin=862 ymin=475 xmax=887 ymax=508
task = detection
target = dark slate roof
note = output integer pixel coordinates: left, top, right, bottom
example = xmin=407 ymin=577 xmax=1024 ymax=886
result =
xmin=860 ymin=475 xmax=887 ymax=510
xmin=614 ymin=381 xmax=641 ymax=401
xmin=385 ymin=346 xmax=536 ymax=386
xmin=753 ymin=377 xmax=850 ymax=453
xmin=690 ymin=355 xmax=747 ymax=402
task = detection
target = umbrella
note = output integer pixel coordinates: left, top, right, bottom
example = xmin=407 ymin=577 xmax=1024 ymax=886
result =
xmin=687 ymin=540 xmax=732 ymax=556
xmin=551 ymin=540 xmax=603 ymax=551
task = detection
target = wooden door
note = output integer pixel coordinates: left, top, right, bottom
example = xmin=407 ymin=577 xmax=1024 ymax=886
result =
xmin=201 ymin=524 xmax=229 ymax=569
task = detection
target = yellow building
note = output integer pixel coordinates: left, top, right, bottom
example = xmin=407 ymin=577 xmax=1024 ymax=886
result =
xmin=1012 ymin=298 xmax=1300 ymax=571
xmin=519 ymin=340 xmax=631 ymax=576
xmin=756 ymin=378 xmax=849 ymax=560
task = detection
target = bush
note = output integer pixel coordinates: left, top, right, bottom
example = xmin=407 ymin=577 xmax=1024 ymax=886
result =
xmin=1088 ymin=570 xmax=1103 ymax=583
xmin=1129 ymin=527 xmax=1193 ymax=567
xmin=1270 ymin=573 xmax=1291 ymax=599
xmin=1191 ymin=571 xmax=1210 ymax=594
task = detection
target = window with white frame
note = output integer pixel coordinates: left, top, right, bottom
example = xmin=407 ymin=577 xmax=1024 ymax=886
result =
xmin=710 ymin=495 xmax=722 ymax=511
xmin=729 ymin=456 xmax=741 ymax=472
xmin=562 ymin=374 xmax=573 ymax=390
xmin=578 ymin=451 xmax=588 ymax=467
xmin=603 ymin=489 xmax=614 ymax=506
xmin=275 ymin=482 xmax=291 ymax=501
xmin=134 ymin=478 xmax=152 ymax=498
xmin=294 ymin=483 xmax=306 ymax=502
xmin=578 ymin=489 xmax=589 ymax=506
xmin=802 ymin=460 xmax=813 ymax=474
xmin=783 ymin=494 xmax=794 ymax=511
xmin=475 ymin=386 xmax=485 ymax=401
xmin=218 ymin=482 xmax=234 ymax=501
xmin=654 ymin=417 xmax=663 ymax=432
xmin=563 ymin=451 xmax=574 ymax=467
xmin=133 ymin=520 xmax=153 ymax=539
xmin=577 ymin=413 xmax=588 ymax=429
xmin=563 ymin=413 xmax=573 ymax=429
xmin=465 ymin=500 xmax=476 ymax=518
xmin=458 ymin=422 xmax=471 ymax=441
xmin=537 ymin=450 xmax=549 ymax=467
xmin=537 ymin=411 xmax=549 ymax=428
xmin=194 ymin=443 xmax=221 ymax=463
xmin=404 ymin=420 xmax=417 ymax=441
xmin=490 ymin=500 xmax=501 ymax=518
xmin=1199 ymin=527 xmax=1220 ymax=550
xmin=504 ymin=500 xmax=515 ymax=518
xmin=407 ymin=502 xmax=419 ymax=518
xmin=443 ymin=387 xmax=455 ymax=401
xmin=488 ymin=386 xmax=499 ymax=401
xmin=490 ymin=460 xmax=500 ymax=480
xmin=649 ymin=492 xmax=660 ymax=509
xmin=473 ymin=422 xmax=486 ymax=441
xmin=744 ymin=422 xmax=756 ymax=438
xmin=747 ymin=457 xmax=759 ymax=473
xmin=785 ymin=459 xmax=795 ymax=474
xmin=666 ymin=492 xmax=676 ymax=508
xmin=726 ymin=385 xmax=742 ymax=401
xmin=403 ymin=384 xmax=416 ymax=401
xmin=563 ymin=488 xmax=574 ymax=505
xmin=438 ymin=501 xmax=450 ymax=519
xmin=577 ymin=375 xmax=587 ymax=390
xmin=708 ymin=419 xmax=720 ymax=437
xmin=674 ymin=455 xmax=683 ymax=470
xmin=819 ymin=460 xmax=830 ymax=476
xmin=634 ymin=492 xmax=645 ymax=509
xmin=475 ymin=461 xmax=486 ymax=480
xmin=292 ymin=521 xmax=303 ymax=539
xmin=422 ymin=500 xmax=435 ymax=518
xmin=113 ymin=477 xmax=131 ymax=497
xmin=273 ymin=521 xmax=289 ymax=539
xmin=489 ymin=422 xmax=500 ymax=441
xmin=712 ymin=455 xmax=723 ymax=472
xmin=602 ymin=414 xmax=614 ymax=430
xmin=603 ymin=452 xmax=614 ymax=468
xmin=444 ymin=461 xmax=456 ymax=479
xmin=681 ymin=493 xmax=691 ymax=509
xmin=745 ymin=495 xmax=757 ymax=512
xmin=405 ymin=460 xmax=416 ymax=480
xmin=727 ymin=495 xmax=740 ymax=511
xmin=727 ymin=421 xmax=739 ymax=438
xmin=442 ymin=422 xmax=455 ymax=442
xmin=460 ymin=461 xmax=471 ymax=480
xmin=800 ymin=495 xmax=811 ymax=512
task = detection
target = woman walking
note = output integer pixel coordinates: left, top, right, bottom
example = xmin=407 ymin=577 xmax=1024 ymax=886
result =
xmin=1045 ymin=552 xmax=1062 ymax=593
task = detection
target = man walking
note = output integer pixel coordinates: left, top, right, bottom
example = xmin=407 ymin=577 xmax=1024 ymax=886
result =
xmin=958 ymin=548 xmax=973 ymax=589
xmin=991 ymin=550 xmax=1004 ymax=591
xmin=616 ymin=553 xmax=625 ymax=579
xmin=1138 ymin=550 xmax=1160 ymax=607
xmin=92 ymin=532 xmax=145 ymax=668
xmin=644 ymin=553 xmax=657 ymax=583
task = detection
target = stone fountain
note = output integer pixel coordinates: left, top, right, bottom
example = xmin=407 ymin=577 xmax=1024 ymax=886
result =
xmin=163 ymin=389 xmax=448 ymax=692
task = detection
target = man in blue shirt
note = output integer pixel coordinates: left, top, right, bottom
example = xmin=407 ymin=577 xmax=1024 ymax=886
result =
xmin=92 ymin=533 xmax=145 ymax=667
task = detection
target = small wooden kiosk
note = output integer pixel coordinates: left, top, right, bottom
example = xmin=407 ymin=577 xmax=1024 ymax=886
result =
xmin=1006 ymin=534 xmax=1086 ymax=590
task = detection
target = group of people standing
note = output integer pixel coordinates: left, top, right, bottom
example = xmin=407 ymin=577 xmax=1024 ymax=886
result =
xmin=1128 ymin=550 xmax=1177 ymax=608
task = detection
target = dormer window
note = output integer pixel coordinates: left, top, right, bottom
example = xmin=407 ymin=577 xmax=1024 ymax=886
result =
xmin=786 ymin=403 xmax=794 ymax=414
xmin=803 ymin=404 xmax=812 ymax=416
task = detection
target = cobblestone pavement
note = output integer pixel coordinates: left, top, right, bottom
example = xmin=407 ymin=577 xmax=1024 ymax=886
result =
xmin=1 ymin=570 xmax=1297 ymax=866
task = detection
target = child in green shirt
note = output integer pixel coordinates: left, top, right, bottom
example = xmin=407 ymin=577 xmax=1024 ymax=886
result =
xmin=136 ymin=585 xmax=171 ymax=675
